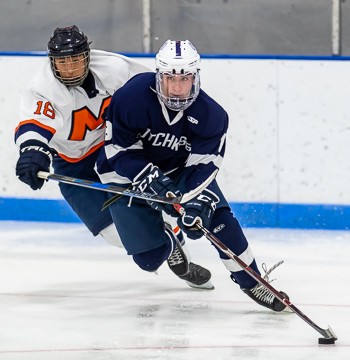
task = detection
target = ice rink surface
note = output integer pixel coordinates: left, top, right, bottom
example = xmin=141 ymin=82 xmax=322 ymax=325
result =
xmin=0 ymin=221 xmax=349 ymax=360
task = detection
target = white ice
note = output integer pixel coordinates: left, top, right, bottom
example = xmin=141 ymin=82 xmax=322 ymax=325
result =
xmin=0 ymin=221 xmax=349 ymax=360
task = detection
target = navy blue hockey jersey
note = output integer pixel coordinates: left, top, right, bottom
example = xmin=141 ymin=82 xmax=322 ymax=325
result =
xmin=96 ymin=72 xmax=228 ymax=191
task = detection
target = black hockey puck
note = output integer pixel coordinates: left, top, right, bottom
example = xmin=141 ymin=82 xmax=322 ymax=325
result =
xmin=318 ymin=337 xmax=336 ymax=345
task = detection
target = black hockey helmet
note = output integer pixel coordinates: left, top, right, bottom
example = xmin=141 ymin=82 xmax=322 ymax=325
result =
xmin=47 ymin=25 xmax=90 ymax=86
xmin=48 ymin=25 xmax=89 ymax=57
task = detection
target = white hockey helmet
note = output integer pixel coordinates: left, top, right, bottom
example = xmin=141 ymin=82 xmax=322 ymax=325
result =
xmin=155 ymin=39 xmax=200 ymax=111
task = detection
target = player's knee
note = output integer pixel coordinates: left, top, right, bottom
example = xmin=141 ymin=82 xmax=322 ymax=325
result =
xmin=133 ymin=242 xmax=171 ymax=272
xmin=99 ymin=224 xmax=123 ymax=248
xmin=210 ymin=207 xmax=242 ymax=234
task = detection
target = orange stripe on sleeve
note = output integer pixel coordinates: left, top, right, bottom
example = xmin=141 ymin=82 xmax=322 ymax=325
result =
xmin=15 ymin=119 xmax=56 ymax=135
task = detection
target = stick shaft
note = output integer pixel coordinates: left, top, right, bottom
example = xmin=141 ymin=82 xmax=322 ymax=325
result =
xmin=173 ymin=203 xmax=337 ymax=341
xmin=37 ymin=171 xmax=182 ymax=204
xmin=37 ymin=170 xmax=216 ymax=205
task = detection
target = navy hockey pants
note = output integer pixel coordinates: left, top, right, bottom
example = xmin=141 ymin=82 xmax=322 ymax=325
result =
xmin=53 ymin=151 xmax=113 ymax=236
xmin=108 ymin=179 xmax=260 ymax=289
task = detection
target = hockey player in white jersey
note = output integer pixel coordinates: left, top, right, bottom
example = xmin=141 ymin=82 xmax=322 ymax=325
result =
xmin=14 ymin=25 xmax=213 ymax=290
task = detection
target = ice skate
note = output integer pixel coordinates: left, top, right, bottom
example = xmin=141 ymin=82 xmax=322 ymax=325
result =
xmin=179 ymin=262 xmax=214 ymax=290
xmin=241 ymin=261 xmax=289 ymax=312
xmin=167 ymin=237 xmax=214 ymax=290
xmin=167 ymin=236 xmax=189 ymax=276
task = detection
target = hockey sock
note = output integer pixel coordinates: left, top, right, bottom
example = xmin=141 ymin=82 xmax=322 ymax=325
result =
xmin=209 ymin=207 xmax=260 ymax=289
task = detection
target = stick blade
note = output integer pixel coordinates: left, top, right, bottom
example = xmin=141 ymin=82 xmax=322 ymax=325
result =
xmin=324 ymin=326 xmax=338 ymax=340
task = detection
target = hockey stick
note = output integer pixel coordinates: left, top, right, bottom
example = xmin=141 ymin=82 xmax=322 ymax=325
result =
xmin=37 ymin=170 xmax=216 ymax=205
xmin=101 ymin=169 xmax=217 ymax=210
xmin=173 ymin=203 xmax=338 ymax=343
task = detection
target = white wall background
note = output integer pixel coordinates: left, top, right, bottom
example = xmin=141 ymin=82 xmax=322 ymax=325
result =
xmin=2 ymin=55 xmax=350 ymax=206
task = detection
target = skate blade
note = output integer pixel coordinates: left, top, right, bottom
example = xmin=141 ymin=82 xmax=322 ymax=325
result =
xmin=186 ymin=280 xmax=215 ymax=290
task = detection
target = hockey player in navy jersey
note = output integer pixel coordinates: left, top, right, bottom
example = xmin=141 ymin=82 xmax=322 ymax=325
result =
xmin=97 ymin=39 xmax=289 ymax=311
xmin=14 ymin=26 xmax=213 ymax=290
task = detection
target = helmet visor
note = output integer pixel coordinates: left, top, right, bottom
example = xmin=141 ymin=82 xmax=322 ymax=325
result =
xmin=156 ymin=72 xmax=200 ymax=111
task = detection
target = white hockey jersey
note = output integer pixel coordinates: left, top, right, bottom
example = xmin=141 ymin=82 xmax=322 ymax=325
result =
xmin=15 ymin=49 xmax=150 ymax=162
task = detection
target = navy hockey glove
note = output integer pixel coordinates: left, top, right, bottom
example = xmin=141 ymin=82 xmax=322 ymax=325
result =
xmin=16 ymin=140 xmax=53 ymax=190
xmin=132 ymin=163 xmax=180 ymax=217
xmin=178 ymin=189 xmax=220 ymax=240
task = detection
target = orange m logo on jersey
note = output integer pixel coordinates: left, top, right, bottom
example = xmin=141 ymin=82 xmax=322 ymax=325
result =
xmin=68 ymin=96 xmax=111 ymax=141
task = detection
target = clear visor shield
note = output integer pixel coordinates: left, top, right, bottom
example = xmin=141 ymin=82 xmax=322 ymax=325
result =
xmin=50 ymin=51 xmax=90 ymax=87
xmin=156 ymin=72 xmax=200 ymax=111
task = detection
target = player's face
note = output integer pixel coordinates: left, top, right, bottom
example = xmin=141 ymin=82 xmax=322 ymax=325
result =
xmin=54 ymin=54 xmax=87 ymax=81
xmin=160 ymin=73 xmax=194 ymax=99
